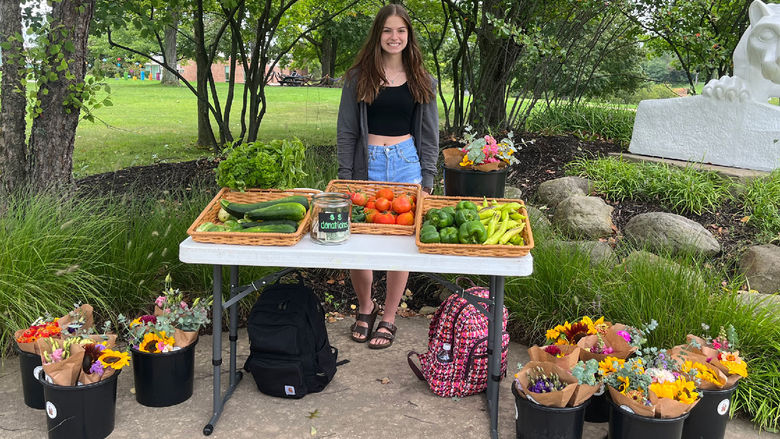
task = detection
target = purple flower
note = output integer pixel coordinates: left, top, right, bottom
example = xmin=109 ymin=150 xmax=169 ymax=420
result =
xmin=617 ymin=330 xmax=631 ymax=343
xmin=89 ymin=360 xmax=104 ymax=376
xmin=139 ymin=315 xmax=157 ymax=324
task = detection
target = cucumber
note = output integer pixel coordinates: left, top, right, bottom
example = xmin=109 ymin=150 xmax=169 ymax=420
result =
xmin=246 ymin=202 xmax=307 ymax=221
xmin=240 ymin=223 xmax=297 ymax=234
xmin=240 ymin=220 xmax=299 ymax=229
xmin=220 ymin=195 xmax=309 ymax=218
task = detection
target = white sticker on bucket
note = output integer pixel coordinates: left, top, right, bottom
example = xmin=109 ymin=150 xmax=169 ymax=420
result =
xmin=46 ymin=402 xmax=57 ymax=419
xmin=717 ymin=398 xmax=730 ymax=416
xmin=33 ymin=366 xmax=43 ymax=380
xmin=515 ymin=402 xmax=519 ymax=420
xmin=620 ymin=404 xmax=635 ymax=414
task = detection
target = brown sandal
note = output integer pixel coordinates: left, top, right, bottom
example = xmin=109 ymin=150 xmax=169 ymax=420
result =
xmin=368 ymin=321 xmax=397 ymax=349
xmin=350 ymin=301 xmax=379 ymax=343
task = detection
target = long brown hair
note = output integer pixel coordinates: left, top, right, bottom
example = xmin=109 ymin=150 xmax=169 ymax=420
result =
xmin=347 ymin=4 xmax=434 ymax=104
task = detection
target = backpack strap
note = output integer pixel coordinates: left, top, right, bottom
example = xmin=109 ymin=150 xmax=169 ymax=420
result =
xmin=407 ymin=351 xmax=426 ymax=381
xmin=333 ymin=347 xmax=350 ymax=366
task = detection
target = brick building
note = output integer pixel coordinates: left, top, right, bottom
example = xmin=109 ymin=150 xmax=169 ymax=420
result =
xmin=177 ymin=59 xmax=305 ymax=84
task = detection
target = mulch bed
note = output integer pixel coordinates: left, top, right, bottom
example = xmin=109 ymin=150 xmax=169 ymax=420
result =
xmin=75 ymin=134 xmax=760 ymax=315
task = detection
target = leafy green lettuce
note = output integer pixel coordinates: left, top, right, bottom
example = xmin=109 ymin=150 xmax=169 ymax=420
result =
xmin=215 ymin=138 xmax=307 ymax=191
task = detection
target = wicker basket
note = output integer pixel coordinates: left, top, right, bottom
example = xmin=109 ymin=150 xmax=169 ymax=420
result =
xmin=414 ymin=195 xmax=535 ymax=257
xmin=324 ymin=180 xmax=422 ymax=235
xmin=187 ymin=188 xmax=319 ymax=246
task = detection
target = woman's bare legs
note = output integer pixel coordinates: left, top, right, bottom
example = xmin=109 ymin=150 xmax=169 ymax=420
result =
xmin=350 ymin=269 xmax=408 ymax=346
xmin=369 ymin=270 xmax=408 ymax=347
xmin=350 ymin=269 xmax=374 ymax=341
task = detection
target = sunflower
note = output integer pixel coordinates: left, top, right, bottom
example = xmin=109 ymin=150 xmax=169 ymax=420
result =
xmin=562 ymin=321 xmax=591 ymax=344
xmin=681 ymin=361 xmax=724 ymax=386
xmin=650 ymin=378 xmax=698 ymax=404
xmin=617 ymin=376 xmax=630 ymax=393
xmin=98 ymin=349 xmax=131 ymax=370
xmin=139 ymin=331 xmax=174 ymax=353
xmin=598 ymin=356 xmax=625 ymax=376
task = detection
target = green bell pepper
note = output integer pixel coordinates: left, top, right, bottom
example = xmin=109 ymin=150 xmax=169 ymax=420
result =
xmin=439 ymin=226 xmax=459 ymax=244
xmin=419 ymin=224 xmax=441 ymax=243
xmin=454 ymin=208 xmax=480 ymax=226
xmin=458 ymin=220 xmax=488 ymax=244
xmin=456 ymin=200 xmax=478 ymax=212
xmin=441 ymin=206 xmax=456 ymax=216
xmin=428 ymin=209 xmax=454 ymax=228
xmin=424 ymin=208 xmax=440 ymax=223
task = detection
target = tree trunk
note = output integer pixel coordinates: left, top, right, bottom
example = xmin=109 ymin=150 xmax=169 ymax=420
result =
xmin=0 ymin=0 xmax=29 ymax=195
xmin=320 ymin=34 xmax=336 ymax=78
xmin=28 ymin=0 xmax=96 ymax=192
xmin=194 ymin=0 xmax=216 ymax=150
xmin=161 ymin=11 xmax=179 ymax=86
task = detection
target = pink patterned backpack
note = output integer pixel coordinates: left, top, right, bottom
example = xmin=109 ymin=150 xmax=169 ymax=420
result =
xmin=407 ymin=283 xmax=509 ymax=398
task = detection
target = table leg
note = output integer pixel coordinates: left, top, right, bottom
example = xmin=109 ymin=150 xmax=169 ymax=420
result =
xmin=204 ymin=265 xmax=223 ymax=435
xmin=487 ymin=275 xmax=505 ymax=439
xmin=229 ymin=266 xmax=240 ymax=387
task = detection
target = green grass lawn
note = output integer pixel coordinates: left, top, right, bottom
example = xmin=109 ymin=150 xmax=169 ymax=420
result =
xmin=74 ymin=80 xmax=344 ymax=177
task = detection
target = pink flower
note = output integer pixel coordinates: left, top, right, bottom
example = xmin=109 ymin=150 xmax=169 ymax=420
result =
xmin=484 ymin=135 xmax=496 ymax=145
xmin=155 ymin=296 xmax=166 ymax=308
xmin=712 ymin=340 xmax=722 ymax=350
xmin=603 ymin=347 xmax=614 ymax=354
xmin=616 ymin=330 xmax=631 ymax=343
xmin=51 ymin=348 xmax=63 ymax=362
xmin=180 ymin=301 xmax=188 ymax=309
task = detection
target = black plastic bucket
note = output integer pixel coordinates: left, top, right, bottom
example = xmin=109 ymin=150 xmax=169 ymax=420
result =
xmin=513 ymin=384 xmax=589 ymax=439
xmin=444 ymin=166 xmax=508 ymax=198
xmin=15 ymin=343 xmax=45 ymax=409
xmin=131 ymin=339 xmax=197 ymax=407
xmin=38 ymin=369 xmax=120 ymax=439
xmin=583 ymin=385 xmax=609 ymax=422
xmin=681 ymin=384 xmax=738 ymax=439
xmin=608 ymin=399 xmax=689 ymax=439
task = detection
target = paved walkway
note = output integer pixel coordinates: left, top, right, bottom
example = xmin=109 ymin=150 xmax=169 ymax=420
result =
xmin=0 ymin=316 xmax=774 ymax=438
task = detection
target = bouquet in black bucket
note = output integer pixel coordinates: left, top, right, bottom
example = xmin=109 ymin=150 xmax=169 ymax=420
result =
xmin=118 ymin=274 xmax=211 ymax=407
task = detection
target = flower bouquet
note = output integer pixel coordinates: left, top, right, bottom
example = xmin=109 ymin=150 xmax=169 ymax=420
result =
xmin=527 ymin=344 xmax=581 ymax=370
xmin=37 ymin=334 xmax=129 ymax=386
xmin=442 ymin=125 xmax=520 ymax=172
xmin=544 ymin=315 xmax=638 ymax=362
xmin=119 ymin=274 xmax=211 ymax=407
xmin=515 ymin=362 xmax=579 ymax=407
xmin=675 ymin=324 xmax=747 ymax=388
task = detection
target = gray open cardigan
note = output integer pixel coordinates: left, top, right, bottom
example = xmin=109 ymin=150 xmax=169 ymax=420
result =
xmin=336 ymin=73 xmax=439 ymax=189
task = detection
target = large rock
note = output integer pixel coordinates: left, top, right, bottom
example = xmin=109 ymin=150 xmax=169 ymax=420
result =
xmin=624 ymin=212 xmax=720 ymax=256
xmin=536 ymin=176 xmax=591 ymax=209
xmin=550 ymin=240 xmax=616 ymax=266
xmin=525 ymin=205 xmax=551 ymax=234
xmin=619 ymin=251 xmax=705 ymax=289
xmin=739 ymin=244 xmax=780 ymax=293
xmin=552 ymin=196 xmax=614 ymax=239
xmin=629 ymin=95 xmax=780 ymax=172
xmin=504 ymin=185 xmax=523 ymax=200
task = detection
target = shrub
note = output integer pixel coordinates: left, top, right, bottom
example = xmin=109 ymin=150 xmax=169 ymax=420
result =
xmin=741 ymin=170 xmax=780 ymax=242
xmin=526 ymin=103 xmax=635 ymax=146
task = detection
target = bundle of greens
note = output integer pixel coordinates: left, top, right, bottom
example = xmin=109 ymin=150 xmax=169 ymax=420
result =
xmin=216 ymin=137 xmax=307 ymax=191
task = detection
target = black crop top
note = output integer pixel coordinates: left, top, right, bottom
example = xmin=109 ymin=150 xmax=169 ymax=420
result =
xmin=367 ymin=83 xmax=415 ymax=136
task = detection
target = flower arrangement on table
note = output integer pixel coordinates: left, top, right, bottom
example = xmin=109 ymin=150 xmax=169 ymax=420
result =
xmin=26 ymin=304 xmax=128 ymax=386
xmin=119 ymin=274 xmax=211 ymax=353
xmin=442 ymin=125 xmax=521 ymax=172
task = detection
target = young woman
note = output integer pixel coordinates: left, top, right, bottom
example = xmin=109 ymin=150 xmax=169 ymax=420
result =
xmin=336 ymin=4 xmax=439 ymax=349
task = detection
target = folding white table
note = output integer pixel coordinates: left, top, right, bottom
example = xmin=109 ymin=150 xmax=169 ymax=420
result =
xmin=179 ymin=233 xmax=533 ymax=438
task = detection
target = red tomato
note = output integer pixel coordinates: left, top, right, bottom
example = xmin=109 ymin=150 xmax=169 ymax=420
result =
xmin=391 ymin=195 xmax=412 ymax=214
xmin=396 ymin=211 xmax=414 ymax=226
xmin=349 ymin=190 xmax=367 ymax=206
xmin=376 ymin=188 xmax=394 ymax=201
xmin=365 ymin=200 xmax=376 ymax=210
xmin=364 ymin=208 xmax=377 ymax=223
xmin=374 ymin=197 xmax=391 ymax=212
xmin=374 ymin=211 xmax=396 ymax=224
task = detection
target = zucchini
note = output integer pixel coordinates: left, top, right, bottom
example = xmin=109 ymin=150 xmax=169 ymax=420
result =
xmin=240 ymin=223 xmax=297 ymax=234
xmin=220 ymin=195 xmax=309 ymax=218
xmin=240 ymin=219 xmax=299 ymax=229
xmin=246 ymin=202 xmax=307 ymax=221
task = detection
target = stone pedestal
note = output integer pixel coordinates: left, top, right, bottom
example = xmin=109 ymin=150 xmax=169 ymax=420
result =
xmin=629 ymin=96 xmax=780 ymax=172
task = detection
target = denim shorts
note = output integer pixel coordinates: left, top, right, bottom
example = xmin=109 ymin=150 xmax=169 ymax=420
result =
xmin=367 ymin=137 xmax=422 ymax=184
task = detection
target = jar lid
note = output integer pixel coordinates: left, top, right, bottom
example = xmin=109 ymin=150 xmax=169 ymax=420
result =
xmin=313 ymin=192 xmax=350 ymax=202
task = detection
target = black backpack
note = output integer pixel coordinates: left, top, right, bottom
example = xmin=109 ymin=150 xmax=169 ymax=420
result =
xmin=243 ymin=271 xmax=342 ymax=399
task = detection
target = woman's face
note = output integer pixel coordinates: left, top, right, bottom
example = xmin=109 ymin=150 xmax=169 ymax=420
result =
xmin=380 ymin=15 xmax=408 ymax=55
